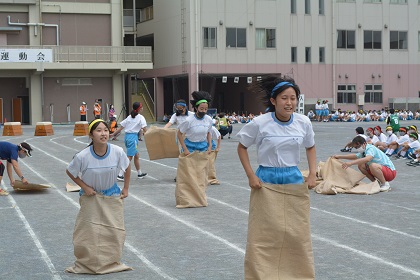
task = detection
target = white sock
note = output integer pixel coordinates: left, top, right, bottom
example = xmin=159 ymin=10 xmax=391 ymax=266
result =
xmin=118 ymin=170 xmax=124 ymax=177
xmin=400 ymin=151 xmax=406 ymax=157
xmin=137 ymin=170 xmax=142 ymax=175
xmin=388 ymin=149 xmax=394 ymax=155
xmin=385 ymin=149 xmax=390 ymax=154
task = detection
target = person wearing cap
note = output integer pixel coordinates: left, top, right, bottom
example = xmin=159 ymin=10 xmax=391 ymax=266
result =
xmin=80 ymin=102 xmax=87 ymax=121
xmin=340 ymin=127 xmax=367 ymax=152
xmin=375 ymin=126 xmax=398 ymax=152
xmin=315 ymin=100 xmax=322 ymax=122
xmin=396 ymin=132 xmax=420 ymax=159
xmin=384 ymin=127 xmax=409 ymax=157
xmin=0 ymin=141 xmax=32 ymax=195
xmin=386 ymin=108 xmax=400 ymax=133
xmin=110 ymin=102 xmax=148 ymax=180
xmin=93 ymin=102 xmax=101 ymax=119
xmin=333 ymin=136 xmax=396 ymax=192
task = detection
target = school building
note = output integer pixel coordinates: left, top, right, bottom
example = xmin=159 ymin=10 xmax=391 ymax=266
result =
xmin=1 ymin=0 xmax=420 ymax=124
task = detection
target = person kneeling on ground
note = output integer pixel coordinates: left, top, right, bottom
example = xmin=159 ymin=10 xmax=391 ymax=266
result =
xmin=333 ymin=136 xmax=396 ymax=192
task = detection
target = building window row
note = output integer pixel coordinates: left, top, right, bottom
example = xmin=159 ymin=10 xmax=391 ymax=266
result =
xmin=338 ymin=30 xmax=408 ymax=50
xmin=337 ymin=84 xmax=383 ymax=104
xmin=291 ymin=0 xmax=324 ymax=15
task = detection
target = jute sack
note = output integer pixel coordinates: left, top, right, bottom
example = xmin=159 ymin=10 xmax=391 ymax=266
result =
xmin=208 ymin=151 xmax=220 ymax=185
xmin=245 ymin=183 xmax=314 ymax=280
xmin=144 ymin=126 xmax=180 ymax=160
xmin=176 ymin=151 xmax=209 ymax=208
xmin=66 ymin=195 xmax=132 ymax=274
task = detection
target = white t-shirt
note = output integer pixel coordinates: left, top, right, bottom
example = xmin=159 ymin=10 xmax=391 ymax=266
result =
xmin=236 ymin=112 xmax=315 ymax=167
xmin=67 ymin=144 xmax=130 ymax=192
xmin=377 ymin=133 xmax=387 ymax=143
xmin=120 ymin=114 xmax=147 ymax=133
xmin=169 ymin=111 xmax=194 ymax=127
xmin=397 ymin=134 xmax=409 ymax=145
xmin=368 ymin=135 xmax=379 ymax=144
xmin=210 ymin=126 xmax=221 ymax=140
xmin=409 ymin=140 xmax=420 ymax=149
xmin=386 ymin=134 xmax=398 ymax=145
xmin=178 ymin=114 xmax=213 ymax=142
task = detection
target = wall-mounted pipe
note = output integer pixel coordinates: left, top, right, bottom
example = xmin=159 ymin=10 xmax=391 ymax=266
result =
xmin=8 ymin=15 xmax=59 ymax=46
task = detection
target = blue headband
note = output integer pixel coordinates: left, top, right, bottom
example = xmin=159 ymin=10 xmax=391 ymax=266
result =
xmin=176 ymin=102 xmax=186 ymax=107
xmin=271 ymin=82 xmax=294 ymax=97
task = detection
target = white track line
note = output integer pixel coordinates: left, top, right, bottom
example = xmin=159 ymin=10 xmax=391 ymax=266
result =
xmin=129 ymin=194 xmax=245 ymax=254
xmin=311 ymin=207 xmax=420 ymax=240
xmin=19 ymin=155 xmax=177 ymax=280
xmin=311 ymin=234 xmax=420 ymax=277
xmin=2 ymin=181 xmax=62 ymax=280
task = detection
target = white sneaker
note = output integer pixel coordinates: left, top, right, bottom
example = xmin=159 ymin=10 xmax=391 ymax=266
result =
xmin=117 ymin=175 xmax=124 ymax=182
xmin=380 ymin=182 xmax=390 ymax=192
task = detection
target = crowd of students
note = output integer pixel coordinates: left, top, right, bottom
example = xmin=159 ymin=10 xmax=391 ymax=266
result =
xmin=307 ymin=107 xmax=420 ymax=122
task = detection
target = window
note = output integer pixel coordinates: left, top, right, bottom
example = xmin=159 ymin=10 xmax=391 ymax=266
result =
xmin=256 ymin=28 xmax=276 ymax=48
xmin=364 ymin=30 xmax=382 ymax=49
xmin=364 ymin=85 xmax=383 ymax=103
xmin=319 ymin=0 xmax=325 ymax=15
xmin=319 ymin=47 xmax=325 ymax=63
xmin=337 ymin=30 xmax=355 ymax=49
xmin=291 ymin=47 xmax=297 ymax=63
xmin=390 ymin=0 xmax=407 ymax=3
xmin=305 ymin=47 xmax=311 ymax=63
xmin=305 ymin=0 xmax=310 ymax=14
xmin=390 ymin=31 xmax=407 ymax=50
xmin=203 ymin=27 xmax=217 ymax=48
xmin=291 ymin=0 xmax=296 ymax=14
xmin=337 ymin=85 xmax=356 ymax=104
xmin=226 ymin=28 xmax=246 ymax=48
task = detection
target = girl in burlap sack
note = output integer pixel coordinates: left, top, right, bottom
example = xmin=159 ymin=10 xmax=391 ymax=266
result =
xmin=66 ymin=119 xmax=132 ymax=274
xmin=237 ymin=75 xmax=317 ymax=279
xmin=175 ymin=91 xmax=213 ymax=208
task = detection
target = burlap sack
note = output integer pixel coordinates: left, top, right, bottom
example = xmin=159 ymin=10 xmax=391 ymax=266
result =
xmin=12 ymin=180 xmax=50 ymax=191
xmin=66 ymin=195 xmax=132 ymax=274
xmin=208 ymin=151 xmax=220 ymax=185
xmin=175 ymin=151 xmax=209 ymax=208
xmin=245 ymin=183 xmax=314 ymax=280
xmin=144 ymin=126 xmax=180 ymax=160
xmin=314 ymin=157 xmax=380 ymax=195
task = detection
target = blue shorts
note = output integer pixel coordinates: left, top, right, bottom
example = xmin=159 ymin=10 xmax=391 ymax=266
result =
xmin=183 ymin=138 xmax=208 ymax=153
xmin=125 ymin=133 xmax=139 ymax=156
xmin=211 ymin=140 xmax=216 ymax=150
xmin=256 ymin=166 xmax=304 ymax=185
xmin=315 ymin=110 xmax=321 ymax=116
xmin=79 ymin=183 xmax=121 ymax=197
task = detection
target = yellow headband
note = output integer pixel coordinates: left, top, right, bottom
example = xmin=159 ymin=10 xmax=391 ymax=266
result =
xmin=88 ymin=119 xmax=105 ymax=132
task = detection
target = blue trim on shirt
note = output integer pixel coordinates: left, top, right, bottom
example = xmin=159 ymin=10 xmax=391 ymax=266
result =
xmin=271 ymin=112 xmax=294 ymax=126
xmin=89 ymin=143 xmax=111 ymax=160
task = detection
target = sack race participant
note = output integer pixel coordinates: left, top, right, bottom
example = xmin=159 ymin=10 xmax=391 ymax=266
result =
xmin=176 ymin=91 xmax=213 ymax=208
xmin=237 ymin=75 xmax=317 ymax=279
xmin=208 ymin=126 xmax=221 ymax=185
xmin=66 ymin=119 xmax=132 ymax=274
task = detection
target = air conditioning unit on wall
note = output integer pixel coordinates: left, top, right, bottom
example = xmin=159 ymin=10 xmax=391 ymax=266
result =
xmin=357 ymin=95 xmax=364 ymax=106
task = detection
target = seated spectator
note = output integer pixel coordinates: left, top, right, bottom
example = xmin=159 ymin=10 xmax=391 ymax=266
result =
xmin=375 ymin=126 xmax=398 ymax=152
xmin=307 ymin=110 xmax=315 ymax=121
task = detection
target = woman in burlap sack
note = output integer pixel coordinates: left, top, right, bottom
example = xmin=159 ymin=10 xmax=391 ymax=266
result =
xmin=175 ymin=91 xmax=213 ymax=208
xmin=66 ymin=119 xmax=132 ymax=274
xmin=237 ymin=75 xmax=317 ymax=279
